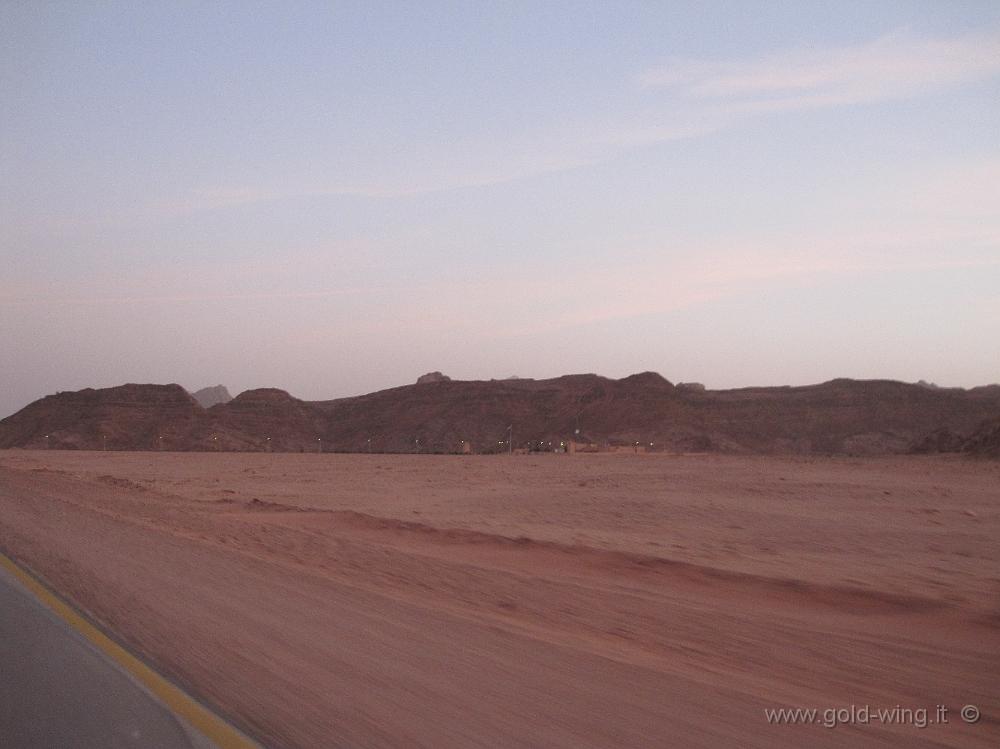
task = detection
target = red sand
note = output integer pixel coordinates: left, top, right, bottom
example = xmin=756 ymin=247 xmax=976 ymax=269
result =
xmin=0 ymin=450 xmax=997 ymax=747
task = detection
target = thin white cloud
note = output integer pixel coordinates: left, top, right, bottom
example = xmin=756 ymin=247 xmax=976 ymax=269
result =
xmin=639 ymin=29 xmax=1000 ymax=110
xmin=138 ymin=29 xmax=1000 ymax=218
xmin=0 ymin=287 xmax=372 ymax=307
xmin=488 ymin=237 xmax=1000 ymax=339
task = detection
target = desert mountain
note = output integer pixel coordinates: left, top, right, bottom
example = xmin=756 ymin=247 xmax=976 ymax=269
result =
xmin=190 ymin=385 xmax=232 ymax=408
xmin=962 ymin=416 xmax=1000 ymax=458
xmin=416 ymin=371 xmax=451 ymax=384
xmin=0 ymin=384 xmax=202 ymax=451
xmin=2 ymin=374 xmax=999 ymax=456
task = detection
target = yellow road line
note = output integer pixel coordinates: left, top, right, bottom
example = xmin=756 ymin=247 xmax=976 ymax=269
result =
xmin=0 ymin=551 xmax=260 ymax=749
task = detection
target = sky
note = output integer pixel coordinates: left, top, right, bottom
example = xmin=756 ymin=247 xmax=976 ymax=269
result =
xmin=2 ymin=1 xmax=999 ymax=417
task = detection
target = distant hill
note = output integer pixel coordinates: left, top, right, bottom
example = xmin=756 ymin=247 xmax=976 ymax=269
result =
xmin=190 ymin=385 xmax=232 ymax=408
xmin=0 ymin=384 xmax=202 ymax=451
xmin=2 ymin=374 xmax=999 ymax=456
xmin=962 ymin=416 xmax=1000 ymax=458
xmin=415 ymin=372 xmax=451 ymax=385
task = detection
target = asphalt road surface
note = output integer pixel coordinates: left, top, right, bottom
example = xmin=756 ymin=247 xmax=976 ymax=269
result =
xmin=0 ymin=563 xmax=216 ymax=749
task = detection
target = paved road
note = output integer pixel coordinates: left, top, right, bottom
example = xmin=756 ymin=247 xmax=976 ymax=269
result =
xmin=0 ymin=564 xmax=216 ymax=749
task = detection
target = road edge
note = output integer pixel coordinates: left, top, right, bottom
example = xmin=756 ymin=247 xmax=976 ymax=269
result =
xmin=0 ymin=550 xmax=262 ymax=749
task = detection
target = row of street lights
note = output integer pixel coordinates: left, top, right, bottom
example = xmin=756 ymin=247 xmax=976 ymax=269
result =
xmin=47 ymin=428 xmax=654 ymax=455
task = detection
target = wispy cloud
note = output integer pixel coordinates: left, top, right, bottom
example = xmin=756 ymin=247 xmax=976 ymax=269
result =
xmin=8 ymin=164 xmax=1000 ymax=326
xmin=487 ymin=235 xmax=1000 ymax=339
xmin=0 ymin=287 xmax=372 ymax=307
xmin=146 ymin=29 xmax=1000 ymax=218
xmin=639 ymin=29 xmax=1000 ymax=110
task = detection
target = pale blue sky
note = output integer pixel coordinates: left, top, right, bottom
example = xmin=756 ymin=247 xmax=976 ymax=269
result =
xmin=2 ymin=2 xmax=999 ymax=415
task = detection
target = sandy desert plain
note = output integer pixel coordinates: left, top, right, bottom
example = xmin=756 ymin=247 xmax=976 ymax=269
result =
xmin=0 ymin=449 xmax=997 ymax=748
